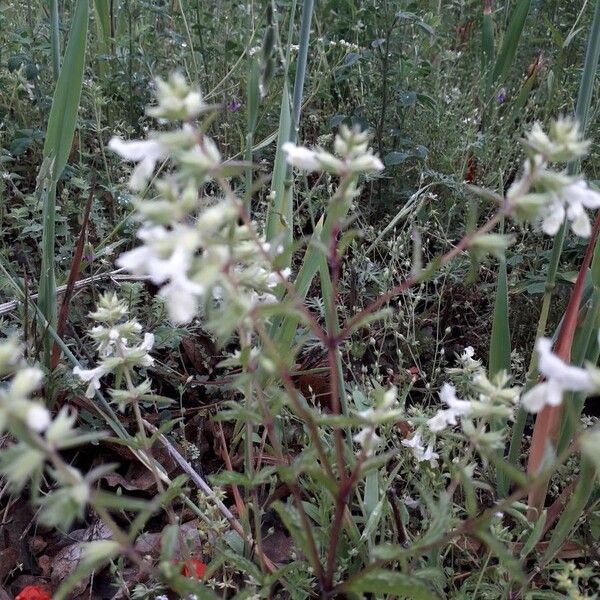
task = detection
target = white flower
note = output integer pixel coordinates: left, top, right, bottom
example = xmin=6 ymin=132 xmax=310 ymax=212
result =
xmin=179 ymin=138 xmax=222 ymax=173
xmin=73 ymin=365 xmax=108 ymax=398
xmin=265 ymin=267 xmax=291 ymax=288
xmin=282 ymin=142 xmax=321 ymax=171
xmin=140 ymin=332 xmax=154 ymax=352
xmin=420 ymin=443 xmax=439 ymax=467
xmin=542 ymin=180 xmax=600 ymax=237
xmin=117 ymin=227 xmax=204 ymax=323
xmin=353 ymin=427 xmax=381 ymax=454
xmin=159 ymin=274 xmax=204 ymax=323
xmin=282 ymin=129 xmax=385 ymax=176
xmin=10 ymin=367 xmax=44 ymax=398
xmin=135 ymin=333 xmax=155 ymax=367
xmin=108 ymin=137 xmax=167 ymax=190
xmin=382 ymin=386 xmax=397 ymax=409
xmin=347 ymin=153 xmax=384 ymax=172
xmin=26 ymin=404 xmax=51 ymax=432
xmin=427 ymin=383 xmax=471 ymax=432
xmin=440 ymin=382 xmax=471 ymax=411
xmin=521 ymin=337 xmax=594 ymax=413
xmin=401 ymin=430 xmax=423 ymax=451
xmin=537 ymin=337 xmax=593 ymax=390
xmin=427 ymin=409 xmax=457 ymax=432
xmin=147 ymin=74 xmax=210 ymax=120
xmin=402 ymin=431 xmax=438 ymax=466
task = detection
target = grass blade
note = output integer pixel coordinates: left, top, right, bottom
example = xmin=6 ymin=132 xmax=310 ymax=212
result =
xmin=492 ymin=0 xmax=531 ymax=85
xmin=264 ymin=81 xmax=292 ymax=242
xmin=93 ymin=0 xmax=111 ymax=45
xmin=481 ymin=0 xmax=495 ymax=97
xmin=490 ymin=244 xmax=511 ymax=496
xmin=489 ymin=254 xmax=511 ymax=378
xmin=50 ymin=0 xmax=60 ymax=80
xmin=244 ymin=57 xmax=260 ymax=210
xmin=39 ymin=0 xmax=89 ymax=363
xmin=265 ymin=0 xmax=313 ymax=264
xmin=43 ymin=0 xmax=89 ymax=182
xmin=542 ymin=456 xmax=596 ymax=564
xmin=50 ymin=184 xmax=95 ymax=371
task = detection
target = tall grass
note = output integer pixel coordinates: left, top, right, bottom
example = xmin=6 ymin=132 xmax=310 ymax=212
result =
xmin=265 ymin=0 xmax=313 ymax=260
xmin=39 ymin=0 xmax=89 ymax=364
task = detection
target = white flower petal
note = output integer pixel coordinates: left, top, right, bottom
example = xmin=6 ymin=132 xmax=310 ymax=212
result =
xmin=401 ymin=431 xmax=422 ymax=449
xmin=427 ymin=408 xmax=459 ymax=432
xmin=570 ymin=209 xmax=591 ymax=237
xmin=108 ymin=137 xmax=166 ymax=190
xmin=282 ymin=142 xmax=321 ymax=171
xmin=427 ymin=411 xmax=449 ymax=432
xmin=521 ymin=382 xmax=561 ymax=413
xmin=140 ymin=333 xmax=155 ymax=351
xmin=73 ymin=365 xmax=107 ymax=398
xmin=536 ymin=337 xmax=593 ymax=391
xmin=160 ymin=277 xmax=203 ymax=323
xmin=567 ymin=180 xmax=600 ymax=209
xmin=26 ymin=404 xmax=51 ymax=432
xmin=439 ymin=383 xmax=471 ymax=414
xmin=542 ymin=201 xmax=565 ymax=235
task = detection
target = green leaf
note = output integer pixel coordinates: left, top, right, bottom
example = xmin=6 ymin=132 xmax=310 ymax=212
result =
xmin=476 ymin=531 xmax=525 ymax=583
xmin=265 ymin=81 xmax=292 ymax=245
xmin=519 ymin=510 xmax=547 ymax=559
xmin=492 ymin=0 xmax=531 ymax=84
xmin=160 ymin=524 xmax=180 ymax=561
xmin=43 ymin=0 xmax=89 ymax=181
xmin=272 ymin=500 xmax=313 ymax=565
xmin=39 ymin=0 xmax=89 ymax=361
xmin=489 ymin=256 xmax=511 ymax=378
xmin=345 ymin=569 xmax=438 ymax=599
xmin=543 ymin=456 xmax=596 ymax=564
xmin=93 ymin=0 xmax=111 ymax=44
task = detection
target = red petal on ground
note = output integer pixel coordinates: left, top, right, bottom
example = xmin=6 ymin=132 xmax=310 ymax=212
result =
xmin=15 ymin=586 xmax=52 ymax=600
xmin=181 ymin=558 xmax=207 ymax=579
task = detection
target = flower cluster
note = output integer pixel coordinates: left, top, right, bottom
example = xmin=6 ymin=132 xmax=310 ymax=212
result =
xmin=402 ymin=429 xmax=439 ymax=467
xmin=283 ymin=125 xmax=384 ymax=175
xmin=110 ymin=75 xmax=288 ymax=329
xmin=426 ymin=383 xmax=472 ymax=432
xmin=402 ymin=348 xmax=520 ymax=466
xmin=73 ymin=293 xmax=155 ymax=408
xmin=0 ymin=339 xmax=104 ymax=531
xmin=507 ymin=118 xmax=600 ymax=237
xmin=0 ymin=337 xmax=50 ymax=434
xmin=353 ymin=386 xmax=404 ymax=455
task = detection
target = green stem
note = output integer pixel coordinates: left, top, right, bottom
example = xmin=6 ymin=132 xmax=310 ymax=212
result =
xmin=289 ymin=0 xmax=314 ymax=145
xmin=40 ymin=182 xmax=58 ymax=365
xmin=50 ymin=0 xmax=60 ymax=80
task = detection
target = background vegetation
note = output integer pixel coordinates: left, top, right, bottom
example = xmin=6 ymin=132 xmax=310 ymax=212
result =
xmin=1 ymin=0 xmax=600 ymax=598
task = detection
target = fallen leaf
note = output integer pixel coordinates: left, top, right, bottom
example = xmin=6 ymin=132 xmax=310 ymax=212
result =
xmin=50 ymin=521 xmax=112 ymax=596
xmin=134 ymin=521 xmax=201 ymax=559
xmin=0 ymin=547 xmax=19 ymax=580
